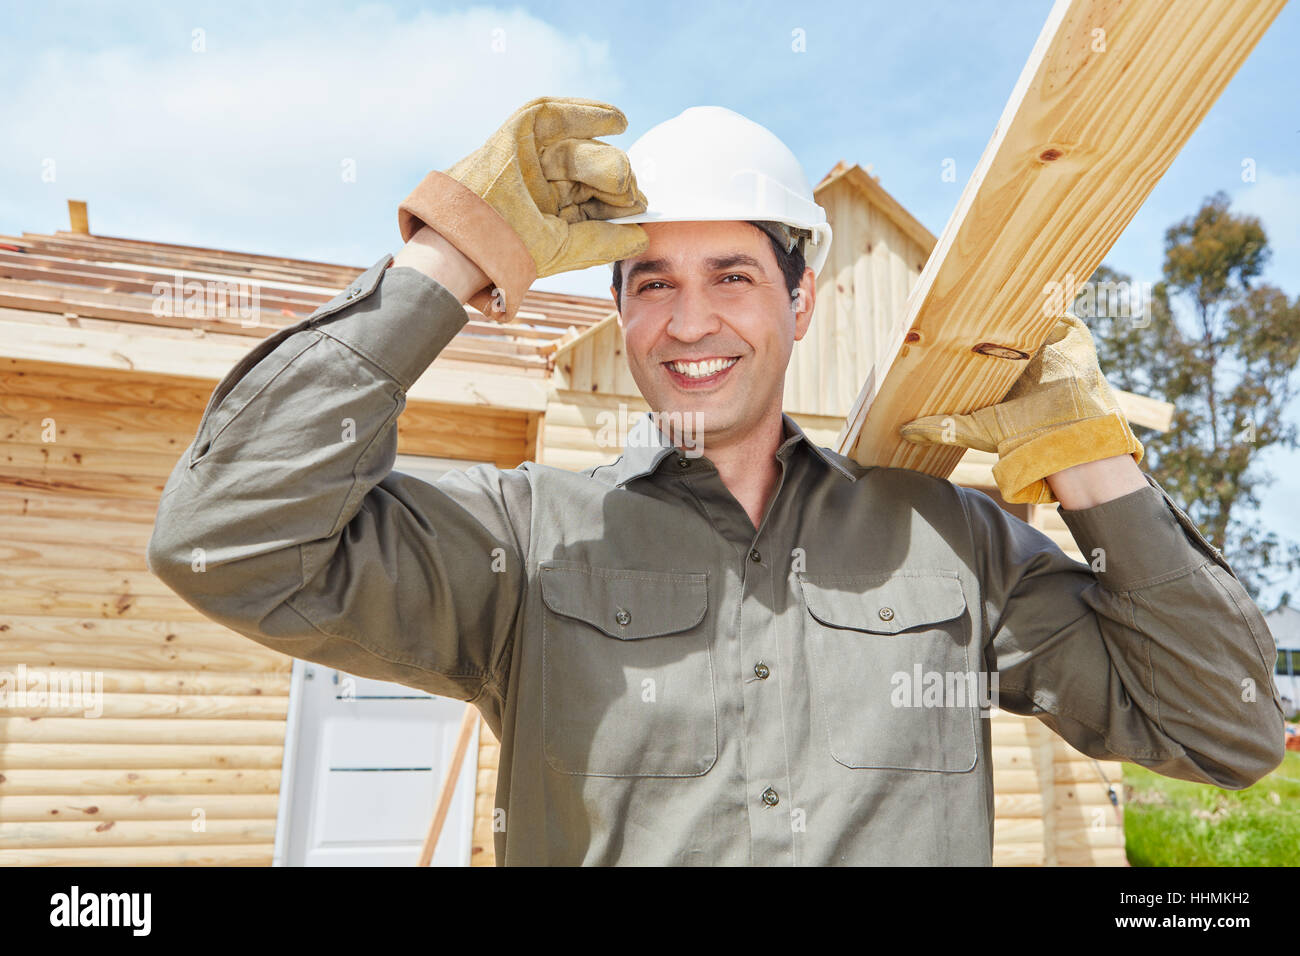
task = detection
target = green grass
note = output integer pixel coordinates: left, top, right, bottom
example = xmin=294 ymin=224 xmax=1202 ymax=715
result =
xmin=1123 ymin=749 xmax=1300 ymax=866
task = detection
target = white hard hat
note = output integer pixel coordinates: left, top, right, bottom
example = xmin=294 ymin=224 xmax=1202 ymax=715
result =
xmin=606 ymin=105 xmax=833 ymax=278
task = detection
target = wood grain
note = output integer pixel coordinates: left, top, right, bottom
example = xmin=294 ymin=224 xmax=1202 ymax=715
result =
xmin=837 ymin=0 xmax=1285 ymax=472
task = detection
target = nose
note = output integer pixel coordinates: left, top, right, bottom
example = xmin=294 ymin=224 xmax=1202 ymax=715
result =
xmin=665 ymin=282 xmax=722 ymax=344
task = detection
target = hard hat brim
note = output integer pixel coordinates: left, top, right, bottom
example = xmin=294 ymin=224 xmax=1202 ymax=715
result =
xmin=604 ymin=214 xmax=832 ymax=278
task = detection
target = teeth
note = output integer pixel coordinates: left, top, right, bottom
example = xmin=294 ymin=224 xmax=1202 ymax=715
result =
xmin=668 ymin=357 xmax=737 ymax=379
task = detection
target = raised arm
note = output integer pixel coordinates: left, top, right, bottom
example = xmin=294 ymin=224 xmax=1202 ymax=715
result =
xmin=145 ymin=242 xmax=532 ymax=728
xmin=148 ymin=96 xmax=651 ymax=733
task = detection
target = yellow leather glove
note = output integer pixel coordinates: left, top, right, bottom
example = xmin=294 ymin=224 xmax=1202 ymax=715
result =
xmin=898 ymin=313 xmax=1143 ymax=504
xmin=398 ymin=96 xmax=650 ymax=323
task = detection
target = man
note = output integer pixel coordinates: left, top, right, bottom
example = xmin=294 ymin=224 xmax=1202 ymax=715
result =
xmin=147 ymin=96 xmax=1285 ymax=865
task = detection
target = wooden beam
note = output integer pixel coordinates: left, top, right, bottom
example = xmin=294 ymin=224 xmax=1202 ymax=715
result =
xmin=0 ymin=318 xmax=552 ymax=410
xmin=1115 ymin=388 xmax=1173 ymax=433
xmin=67 ymin=201 xmax=89 ymax=235
xmin=417 ymin=704 xmax=477 ymax=866
xmin=836 ymin=0 xmax=1284 ymax=474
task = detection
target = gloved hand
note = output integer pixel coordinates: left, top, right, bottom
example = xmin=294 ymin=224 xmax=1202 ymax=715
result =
xmin=898 ymin=313 xmax=1143 ymax=504
xmin=398 ymin=96 xmax=650 ymax=323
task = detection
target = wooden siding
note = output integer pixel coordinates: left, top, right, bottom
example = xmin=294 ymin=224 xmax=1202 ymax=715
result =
xmin=0 ymin=356 xmax=529 ymax=865
xmin=786 ymin=171 xmax=932 ymax=418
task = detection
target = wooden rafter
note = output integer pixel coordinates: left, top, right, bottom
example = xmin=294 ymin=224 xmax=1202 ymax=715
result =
xmin=0 ymin=231 xmax=617 ymax=375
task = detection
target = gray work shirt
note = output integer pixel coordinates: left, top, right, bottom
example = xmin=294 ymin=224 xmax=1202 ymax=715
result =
xmin=147 ymin=254 xmax=1286 ymax=865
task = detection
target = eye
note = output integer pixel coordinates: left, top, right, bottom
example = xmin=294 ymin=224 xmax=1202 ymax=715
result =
xmin=635 ymin=280 xmax=669 ymax=294
xmin=721 ymin=273 xmax=752 ymax=284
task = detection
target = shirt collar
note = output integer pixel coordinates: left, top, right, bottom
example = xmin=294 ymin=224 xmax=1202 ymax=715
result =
xmin=607 ymin=411 xmax=859 ymax=487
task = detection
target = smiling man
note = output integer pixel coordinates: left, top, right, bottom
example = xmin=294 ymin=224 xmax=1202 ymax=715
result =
xmin=148 ymin=96 xmax=1285 ymax=866
xmin=614 ymin=218 xmax=816 ymax=531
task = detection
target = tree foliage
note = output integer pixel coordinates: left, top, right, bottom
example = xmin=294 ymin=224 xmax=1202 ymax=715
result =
xmin=1077 ymin=192 xmax=1300 ymax=601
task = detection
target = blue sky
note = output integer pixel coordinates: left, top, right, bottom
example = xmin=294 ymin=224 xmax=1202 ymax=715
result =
xmin=3 ymin=0 xmax=1297 ymax=601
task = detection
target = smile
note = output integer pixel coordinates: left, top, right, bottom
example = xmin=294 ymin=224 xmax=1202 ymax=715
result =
xmin=664 ymin=356 xmax=740 ymax=381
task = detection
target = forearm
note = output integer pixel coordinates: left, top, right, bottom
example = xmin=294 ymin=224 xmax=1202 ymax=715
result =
xmin=392 ymin=224 xmax=491 ymax=303
xmin=1046 ymin=452 xmax=1147 ymax=510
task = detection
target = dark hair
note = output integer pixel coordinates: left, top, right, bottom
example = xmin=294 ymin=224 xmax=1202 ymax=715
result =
xmin=610 ymin=221 xmax=807 ymax=310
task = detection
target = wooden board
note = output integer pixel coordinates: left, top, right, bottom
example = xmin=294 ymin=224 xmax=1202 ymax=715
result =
xmin=837 ymin=0 xmax=1285 ymax=472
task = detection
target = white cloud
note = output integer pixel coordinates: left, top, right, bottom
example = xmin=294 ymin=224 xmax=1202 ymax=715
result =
xmin=1 ymin=4 xmax=625 ymax=261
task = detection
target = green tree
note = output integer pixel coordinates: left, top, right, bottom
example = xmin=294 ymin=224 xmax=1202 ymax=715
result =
xmin=1076 ymin=192 xmax=1300 ymax=600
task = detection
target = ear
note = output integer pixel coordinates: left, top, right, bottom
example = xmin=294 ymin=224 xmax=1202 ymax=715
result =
xmin=792 ymin=266 xmax=816 ymax=341
xmin=610 ymin=284 xmax=624 ymax=331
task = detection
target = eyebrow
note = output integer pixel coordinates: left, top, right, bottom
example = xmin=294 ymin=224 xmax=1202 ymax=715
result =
xmin=624 ymin=253 xmax=767 ymax=287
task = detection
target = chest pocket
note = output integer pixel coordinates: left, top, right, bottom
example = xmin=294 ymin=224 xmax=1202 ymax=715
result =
xmin=798 ymin=570 xmax=979 ymax=773
xmin=540 ymin=562 xmax=717 ymax=777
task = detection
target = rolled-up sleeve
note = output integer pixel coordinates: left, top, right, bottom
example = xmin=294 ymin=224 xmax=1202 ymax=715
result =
xmin=961 ymin=474 xmax=1285 ymax=789
xmin=146 ymin=255 xmax=530 ymax=728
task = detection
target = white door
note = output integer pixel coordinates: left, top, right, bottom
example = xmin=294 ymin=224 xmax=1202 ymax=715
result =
xmin=274 ymin=454 xmax=493 ymax=866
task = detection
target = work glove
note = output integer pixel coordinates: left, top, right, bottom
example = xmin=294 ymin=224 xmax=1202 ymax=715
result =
xmin=898 ymin=313 xmax=1143 ymax=504
xmin=398 ymin=95 xmax=650 ymax=323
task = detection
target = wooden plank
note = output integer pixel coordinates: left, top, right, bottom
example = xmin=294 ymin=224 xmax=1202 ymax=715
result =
xmin=0 ymin=564 xmax=180 ymax=599
xmin=837 ymin=0 xmax=1284 ymax=473
xmin=0 ymin=537 xmax=152 ymax=572
xmin=0 ymin=278 xmax=552 ymax=367
xmin=0 ymin=843 xmax=274 ymax=866
xmin=0 ymin=464 xmax=170 ymax=503
xmin=0 ymin=318 xmax=551 ymax=410
xmin=0 ymin=818 xmax=275 ymax=848
xmin=0 ymin=256 xmax=331 ymax=313
xmin=0 ymin=693 xmax=286 ymax=721
xmin=0 ymin=743 xmax=283 ymax=770
xmin=0 ymin=641 xmax=287 ymax=672
xmin=992 ymin=844 xmax=1047 ymax=866
xmin=0 ymin=793 xmax=280 ymax=822
xmin=544 ymin=393 xmax=650 ymax=428
xmin=540 ymin=447 xmax=618 ymax=473
xmin=0 ymin=488 xmax=164 ymax=525
xmin=0 ymin=391 xmax=200 ymax=457
xmin=0 ymin=503 xmax=162 ymax=543
xmin=1 ymin=667 xmax=287 ymax=696
xmin=12 ymin=233 xmax=358 ymax=288
xmin=525 ymin=412 xmax=544 ymax=463
xmin=0 ymin=612 xmax=268 ymax=649
xmin=2 ymin=231 xmax=614 ymax=329
xmin=0 ymin=769 xmax=280 ymax=796
xmin=67 ymin=201 xmax=89 ymax=235
xmin=1030 ymin=717 xmax=1059 ymax=866
xmin=0 ymin=359 xmax=214 ymax=411
xmin=0 ymin=718 xmax=286 ymax=744
xmin=1115 ymin=388 xmax=1173 ymax=432
xmin=992 ymin=793 xmax=1044 ymax=818
xmin=0 ymin=279 xmax=279 ymax=335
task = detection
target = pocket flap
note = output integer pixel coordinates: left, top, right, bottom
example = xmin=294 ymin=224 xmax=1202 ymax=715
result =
xmin=540 ymin=564 xmax=707 ymax=640
xmin=798 ymin=571 xmax=966 ymax=634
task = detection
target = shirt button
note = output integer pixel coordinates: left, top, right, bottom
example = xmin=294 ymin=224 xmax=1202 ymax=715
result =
xmin=615 ymin=608 xmax=631 ymax=626
xmin=345 ymin=285 xmax=360 ymax=299
xmin=761 ymin=787 xmax=779 ymax=807
xmin=878 ymin=606 xmax=895 ymax=622
xmin=749 ymin=548 xmax=761 ymax=563
xmin=754 ymin=662 xmax=770 ymax=680
xmin=677 ymin=457 xmax=690 ymax=468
